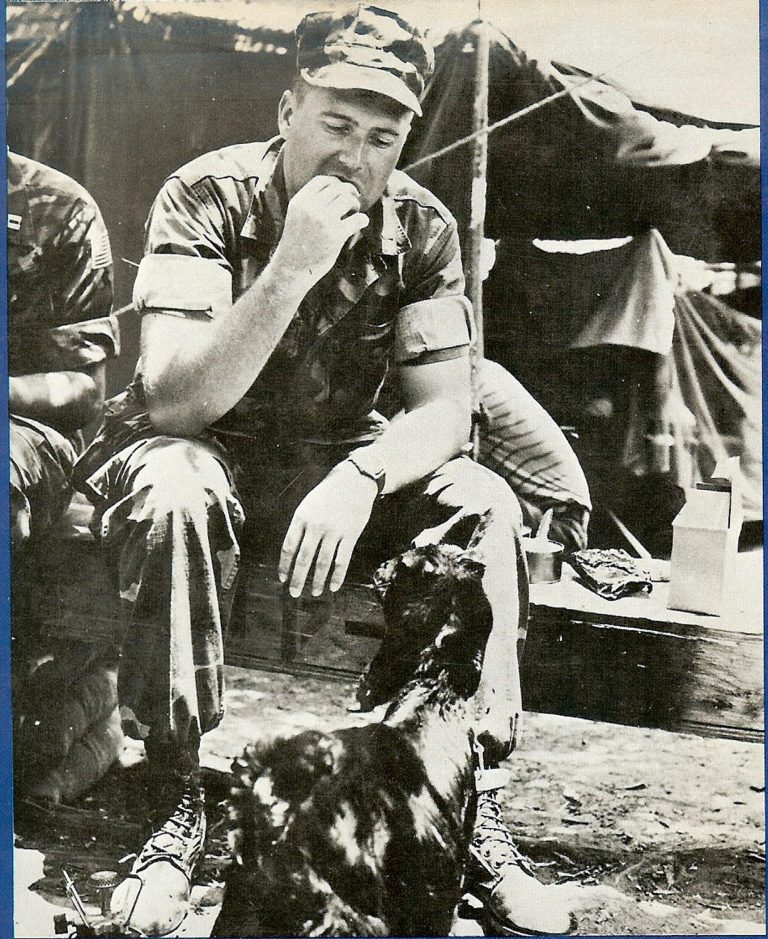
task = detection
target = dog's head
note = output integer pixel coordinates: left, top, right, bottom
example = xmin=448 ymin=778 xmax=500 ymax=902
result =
xmin=356 ymin=543 xmax=493 ymax=710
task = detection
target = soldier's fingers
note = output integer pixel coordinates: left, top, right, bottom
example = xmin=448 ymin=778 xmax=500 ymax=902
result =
xmin=327 ymin=190 xmax=362 ymax=219
xmin=329 ymin=538 xmax=355 ymax=593
xmin=300 ymin=174 xmax=337 ymax=196
xmin=324 ymin=178 xmax=361 ymax=200
xmin=289 ymin=529 xmax=323 ymax=598
xmin=311 ymin=536 xmax=340 ymax=597
xmin=278 ymin=519 xmax=305 ymax=584
xmin=340 ymin=213 xmax=369 ymax=239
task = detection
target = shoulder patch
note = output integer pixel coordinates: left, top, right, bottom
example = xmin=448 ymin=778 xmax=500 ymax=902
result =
xmin=8 ymin=213 xmax=22 ymax=232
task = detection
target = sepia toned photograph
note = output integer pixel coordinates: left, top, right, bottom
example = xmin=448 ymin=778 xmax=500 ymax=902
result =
xmin=5 ymin=1 xmax=763 ymax=936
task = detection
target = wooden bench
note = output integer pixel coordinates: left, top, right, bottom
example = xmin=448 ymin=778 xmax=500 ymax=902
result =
xmin=17 ymin=498 xmax=764 ymax=745
xmin=524 ymin=560 xmax=763 ymax=744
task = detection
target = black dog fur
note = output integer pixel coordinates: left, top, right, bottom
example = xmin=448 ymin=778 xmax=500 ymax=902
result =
xmin=212 ymin=543 xmax=493 ymax=937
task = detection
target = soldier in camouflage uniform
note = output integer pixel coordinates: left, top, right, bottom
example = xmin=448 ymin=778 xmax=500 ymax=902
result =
xmin=9 ymin=152 xmax=121 ymax=805
xmin=8 ymin=151 xmax=118 ymax=549
xmin=76 ymin=7 xmax=575 ymax=935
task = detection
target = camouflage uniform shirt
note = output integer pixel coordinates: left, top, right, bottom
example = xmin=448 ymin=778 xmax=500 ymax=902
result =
xmin=7 ymin=152 xmax=118 ymax=383
xmin=85 ymin=137 xmax=472 ymax=467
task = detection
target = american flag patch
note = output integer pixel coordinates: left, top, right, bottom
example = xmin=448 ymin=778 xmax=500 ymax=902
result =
xmin=8 ymin=213 xmax=21 ymax=231
xmin=89 ymin=224 xmax=112 ymax=269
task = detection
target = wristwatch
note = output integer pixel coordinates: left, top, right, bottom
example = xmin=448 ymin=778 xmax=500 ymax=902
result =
xmin=346 ymin=447 xmax=386 ymax=496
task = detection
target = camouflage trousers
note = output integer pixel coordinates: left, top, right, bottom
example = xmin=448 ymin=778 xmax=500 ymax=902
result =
xmin=10 ymin=415 xmax=78 ymax=550
xmin=81 ymin=433 xmax=527 ymax=766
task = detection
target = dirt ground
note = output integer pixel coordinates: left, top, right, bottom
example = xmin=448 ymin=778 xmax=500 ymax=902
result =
xmin=14 ymin=665 xmax=766 ymax=937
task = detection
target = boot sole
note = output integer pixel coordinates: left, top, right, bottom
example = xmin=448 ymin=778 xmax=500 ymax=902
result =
xmin=465 ymin=889 xmax=578 ymax=937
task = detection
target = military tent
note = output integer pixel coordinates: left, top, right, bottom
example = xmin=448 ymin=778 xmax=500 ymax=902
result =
xmin=6 ymin=1 xmax=762 ymax=530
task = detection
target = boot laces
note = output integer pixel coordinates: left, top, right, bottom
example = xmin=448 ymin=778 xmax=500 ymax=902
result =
xmin=471 ymin=789 xmax=535 ymax=877
xmin=140 ymin=780 xmax=205 ymax=868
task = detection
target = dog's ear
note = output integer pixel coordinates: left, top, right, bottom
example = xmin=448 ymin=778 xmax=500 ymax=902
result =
xmin=227 ymin=745 xmax=264 ymax=866
xmin=230 ymin=744 xmax=262 ymax=788
xmin=450 ymin=566 xmax=493 ymax=637
xmin=463 ymin=511 xmax=491 ymax=580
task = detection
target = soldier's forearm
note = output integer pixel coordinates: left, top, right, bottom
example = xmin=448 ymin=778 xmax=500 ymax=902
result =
xmin=142 ymin=256 xmax=316 ymax=437
xmin=9 ymin=370 xmax=103 ymax=432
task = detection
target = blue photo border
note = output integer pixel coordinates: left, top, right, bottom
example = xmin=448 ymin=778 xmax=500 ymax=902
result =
xmin=2 ymin=0 xmax=13 ymax=936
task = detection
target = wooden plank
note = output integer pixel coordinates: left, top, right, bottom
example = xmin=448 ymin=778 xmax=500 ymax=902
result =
xmin=19 ymin=537 xmax=764 ymax=743
xmin=524 ymin=556 xmax=763 ymax=742
xmin=226 ymin=555 xmax=382 ymax=669
xmin=529 ymin=557 xmax=762 ymax=636
xmin=521 ymin=607 xmax=763 ymax=743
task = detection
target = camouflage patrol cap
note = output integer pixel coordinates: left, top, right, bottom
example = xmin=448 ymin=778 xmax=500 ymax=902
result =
xmin=296 ymin=4 xmax=434 ymax=116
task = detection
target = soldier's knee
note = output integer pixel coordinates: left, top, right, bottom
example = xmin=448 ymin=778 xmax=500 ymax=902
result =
xmin=439 ymin=459 xmax=524 ymax=533
xmin=125 ymin=439 xmax=234 ymax=525
xmin=10 ymin=484 xmax=31 ymax=550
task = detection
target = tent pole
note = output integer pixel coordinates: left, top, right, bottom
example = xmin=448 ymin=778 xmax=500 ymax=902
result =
xmin=467 ymin=14 xmax=490 ymax=458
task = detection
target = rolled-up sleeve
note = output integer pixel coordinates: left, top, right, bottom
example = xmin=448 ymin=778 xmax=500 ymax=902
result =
xmin=133 ymin=176 xmax=234 ymax=319
xmin=395 ymin=212 xmax=474 ymax=363
xmin=41 ymin=315 xmax=121 ymax=371
xmin=133 ymin=254 xmax=233 ymax=319
xmin=394 ymin=295 xmax=474 ymax=364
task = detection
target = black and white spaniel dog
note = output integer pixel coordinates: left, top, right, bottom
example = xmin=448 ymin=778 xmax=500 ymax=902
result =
xmin=212 ymin=542 xmax=493 ymax=937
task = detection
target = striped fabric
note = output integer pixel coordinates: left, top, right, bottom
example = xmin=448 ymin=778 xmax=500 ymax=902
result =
xmin=88 ymin=223 xmax=113 ymax=270
xmin=477 ymin=359 xmax=591 ymax=551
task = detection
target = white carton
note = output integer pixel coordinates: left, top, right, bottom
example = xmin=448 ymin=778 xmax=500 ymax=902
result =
xmin=667 ymin=457 xmax=743 ymax=616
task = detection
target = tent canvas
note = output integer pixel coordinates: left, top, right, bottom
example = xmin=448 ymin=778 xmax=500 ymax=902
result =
xmin=6 ymin=1 xmax=762 ymax=523
xmin=8 ymin=2 xmax=759 ymax=311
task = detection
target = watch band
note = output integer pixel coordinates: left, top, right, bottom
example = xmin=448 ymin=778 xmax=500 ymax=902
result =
xmin=346 ymin=448 xmax=386 ymax=495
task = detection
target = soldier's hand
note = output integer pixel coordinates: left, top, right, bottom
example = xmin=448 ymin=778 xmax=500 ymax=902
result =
xmin=278 ymin=460 xmax=378 ymax=598
xmin=272 ymin=175 xmax=369 ymax=285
